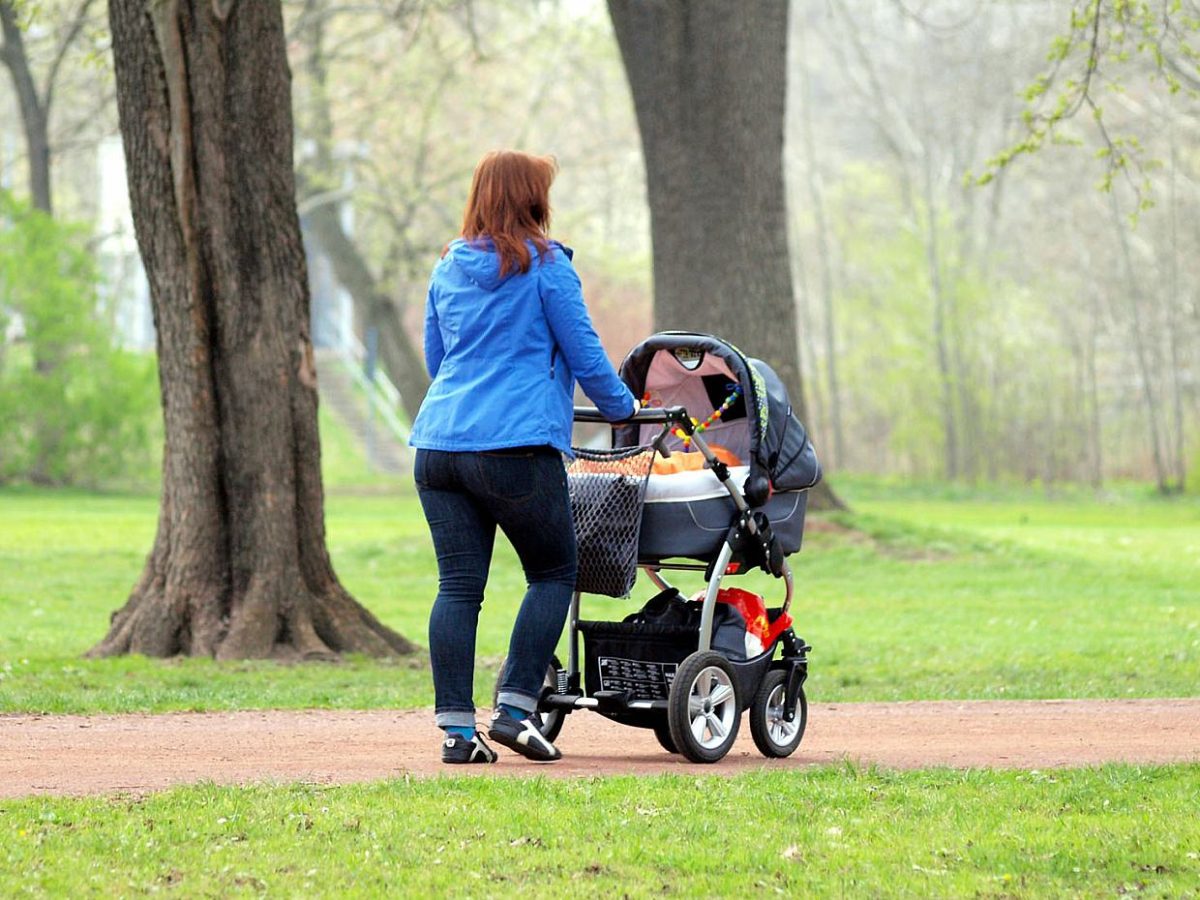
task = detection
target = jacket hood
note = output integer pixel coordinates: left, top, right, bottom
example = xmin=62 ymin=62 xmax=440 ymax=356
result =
xmin=445 ymin=238 xmax=508 ymax=291
xmin=445 ymin=237 xmax=569 ymax=291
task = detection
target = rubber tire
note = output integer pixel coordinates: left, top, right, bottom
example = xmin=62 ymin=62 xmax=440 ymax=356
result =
xmin=652 ymin=722 xmax=679 ymax=754
xmin=667 ymin=650 xmax=741 ymax=764
xmin=749 ymin=669 xmax=807 ymax=758
xmin=492 ymin=655 xmax=565 ymax=744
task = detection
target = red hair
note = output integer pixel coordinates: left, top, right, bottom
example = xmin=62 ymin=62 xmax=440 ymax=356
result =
xmin=459 ymin=150 xmax=558 ymax=277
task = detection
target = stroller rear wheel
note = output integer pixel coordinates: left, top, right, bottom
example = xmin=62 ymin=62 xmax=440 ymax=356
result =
xmin=667 ymin=650 xmax=741 ymax=763
xmin=652 ymin=722 xmax=678 ymax=754
xmin=749 ymin=669 xmax=807 ymax=758
xmin=492 ymin=654 xmax=566 ymax=743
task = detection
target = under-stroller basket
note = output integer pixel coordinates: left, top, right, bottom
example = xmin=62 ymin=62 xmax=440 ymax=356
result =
xmin=566 ymin=445 xmax=656 ymax=597
xmin=577 ymin=619 xmax=696 ymax=701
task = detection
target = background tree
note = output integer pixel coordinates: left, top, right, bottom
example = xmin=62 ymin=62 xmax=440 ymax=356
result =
xmin=1 ymin=0 xmax=103 ymax=482
xmin=90 ymin=0 xmax=414 ymax=659
xmin=0 ymin=0 xmax=96 ymax=214
xmin=606 ymin=0 xmax=842 ymax=507
xmin=284 ymin=0 xmax=651 ymax=421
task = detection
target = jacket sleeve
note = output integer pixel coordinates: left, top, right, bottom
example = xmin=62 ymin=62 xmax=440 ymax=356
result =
xmin=539 ymin=256 xmax=636 ymax=421
xmin=423 ymin=281 xmax=445 ymax=379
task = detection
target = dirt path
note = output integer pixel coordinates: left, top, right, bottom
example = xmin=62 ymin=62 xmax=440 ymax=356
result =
xmin=3 ymin=699 xmax=1198 ymax=798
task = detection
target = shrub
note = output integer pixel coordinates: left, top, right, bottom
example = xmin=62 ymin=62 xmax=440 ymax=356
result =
xmin=0 ymin=191 xmax=157 ymax=486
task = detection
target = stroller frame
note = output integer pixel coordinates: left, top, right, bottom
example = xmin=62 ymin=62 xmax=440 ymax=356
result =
xmin=526 ymin=404 xmax=811 ymax=764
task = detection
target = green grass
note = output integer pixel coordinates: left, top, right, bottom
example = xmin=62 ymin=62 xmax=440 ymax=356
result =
xmin=1 ymin=481 xmax=1198 ymax=713
xmin=3 ymin=765 xmax=1198 ymax=897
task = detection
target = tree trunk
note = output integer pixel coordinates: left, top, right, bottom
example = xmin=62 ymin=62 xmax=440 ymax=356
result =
xmin=607 ymin=0 xmax=843 ymax=509
xmin=1110 ymin=193 xmax=1170 ymax=495
xmin=1 ymin=0 xmax=60 ymax=484
xmin=793 ymin=16 xmax=843 ymax=470
xmin=0 ymin=0 xmax=52 ymax=214
xmin=304 ymin=201 xmax=430 ymax=421
xmin=293 ymin=0 xmax=429 ymax=421
xmin=920 ymin=154 xmax=960 ymax=481
xmin=90 ymin=0 xmax=415 ymax=659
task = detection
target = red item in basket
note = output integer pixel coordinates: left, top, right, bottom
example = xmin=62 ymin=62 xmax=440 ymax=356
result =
xmin=689 ymin=587 xmax=792 ymax=657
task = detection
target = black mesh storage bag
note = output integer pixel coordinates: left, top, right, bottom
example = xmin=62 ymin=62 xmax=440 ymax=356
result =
xmin=566 ymin=446 xmax=655 ymax=597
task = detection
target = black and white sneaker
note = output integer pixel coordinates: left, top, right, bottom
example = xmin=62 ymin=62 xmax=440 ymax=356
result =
xmin=487 ymin=709 xmax=562 ymax=762
xmin=441 ymin=731 xmax=498 ymax=764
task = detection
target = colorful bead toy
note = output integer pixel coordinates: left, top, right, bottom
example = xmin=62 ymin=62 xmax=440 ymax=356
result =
xmin=643 ymin=384 xmax=743 ymax=448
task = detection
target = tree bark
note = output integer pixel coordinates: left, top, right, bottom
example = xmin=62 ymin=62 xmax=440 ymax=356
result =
xmin=90 ymin=0 xmax=415 ymax=659
xmin=607 ymin=0 xmax=843 ymax=509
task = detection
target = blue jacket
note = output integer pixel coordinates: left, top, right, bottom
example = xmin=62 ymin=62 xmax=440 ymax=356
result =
xmin=409 ymin=238 xmax=636 ymax=455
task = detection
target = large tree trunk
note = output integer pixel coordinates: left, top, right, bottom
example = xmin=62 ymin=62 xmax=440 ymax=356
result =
xmin=90 ymin=0 xmax=415 ymax=659
xmin=607 ymin=0 xmax=842 ymax=508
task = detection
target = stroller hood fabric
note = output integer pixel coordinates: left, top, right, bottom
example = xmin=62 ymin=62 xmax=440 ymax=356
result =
xmin=614 ymin=332 xmax=821 ymax=500
xmin=749 ymin=356 xmax=823 ymax=493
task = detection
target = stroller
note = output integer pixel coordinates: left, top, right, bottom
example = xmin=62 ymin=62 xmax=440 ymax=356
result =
xmin=496 ymin=332 xmax=822 ymax=764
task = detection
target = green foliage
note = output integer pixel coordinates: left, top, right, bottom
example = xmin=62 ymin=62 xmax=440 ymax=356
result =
xmin=0 ymin=191 xmax=158 ymax=486
xmin=1189 ymin=441 xmax=1200 ymax=494
xmin=3 ymin=766 xmax=1199 ymax=896
xmin=823 ymin=169 xmax=1085 ymax=482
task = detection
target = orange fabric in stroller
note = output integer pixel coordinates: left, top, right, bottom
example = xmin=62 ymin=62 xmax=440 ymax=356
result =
xmin=650 ymin=444 xmax=741 ymax=475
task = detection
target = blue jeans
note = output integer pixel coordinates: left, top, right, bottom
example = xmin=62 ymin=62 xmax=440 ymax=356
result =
xmin=414 ymin=447 xmax=577 ymax=729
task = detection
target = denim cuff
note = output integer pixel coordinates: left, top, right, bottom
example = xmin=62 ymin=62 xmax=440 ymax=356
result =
xmin=495 ymin=690 xmax=537 ymax=714
xmin=434 ymin=709 xmax=477 ymax=729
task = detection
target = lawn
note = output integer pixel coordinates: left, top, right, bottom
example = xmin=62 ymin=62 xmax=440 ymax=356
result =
xmin=1 ymin=480 xmax=1197 ymax=713
xmin=3 ymin=765 xmax=1198 ymax=897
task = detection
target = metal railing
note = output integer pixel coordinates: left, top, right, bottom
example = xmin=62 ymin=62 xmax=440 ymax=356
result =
xmin=322 ymin=314 xmax=412 ymax=447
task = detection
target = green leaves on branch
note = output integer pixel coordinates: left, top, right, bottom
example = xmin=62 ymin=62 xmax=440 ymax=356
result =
xmin=977 ymin=0 xmax=1200 ymax=201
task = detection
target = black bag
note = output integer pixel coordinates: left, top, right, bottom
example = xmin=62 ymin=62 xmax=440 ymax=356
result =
xmin=622 ymin=588 xmax=749 ymax=661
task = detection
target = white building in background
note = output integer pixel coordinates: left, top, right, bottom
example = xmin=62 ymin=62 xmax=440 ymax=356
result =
xmin=94 ymin=135 xmax=354 ymax=352
xmin=96 ymin=135 xmax=154 ymax=350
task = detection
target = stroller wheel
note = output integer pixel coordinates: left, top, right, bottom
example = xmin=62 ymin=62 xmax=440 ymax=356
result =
xmin=652 ymin=722 xmax=678 ymax=754
xmin=492 ymin=655 xmax=566 ymax=744
xmin=667 ymin=650 xmax=741 ymax=763
xmin=749 ymin=669 xmax=807 ymax=758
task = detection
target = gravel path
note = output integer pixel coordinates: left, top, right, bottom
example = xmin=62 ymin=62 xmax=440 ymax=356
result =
xmin=3 ymin=698 xmax=1198 ymax=798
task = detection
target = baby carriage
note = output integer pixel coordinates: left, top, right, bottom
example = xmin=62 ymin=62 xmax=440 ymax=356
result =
xmin=496 ymin=332 xmax=821 ymax=763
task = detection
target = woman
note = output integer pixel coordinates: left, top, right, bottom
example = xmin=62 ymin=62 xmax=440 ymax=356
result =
xmin=410 ymin=150 xmax=637 ymax=764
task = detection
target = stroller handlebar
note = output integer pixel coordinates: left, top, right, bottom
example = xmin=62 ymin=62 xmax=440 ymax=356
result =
xmin=573 ymin=405 xmax=692 ymax=431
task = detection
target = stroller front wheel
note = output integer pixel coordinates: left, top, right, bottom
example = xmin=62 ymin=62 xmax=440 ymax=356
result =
xmin=667 ymin=650 xmax=741 ymax=763
xmin=749 ymin=669 xmax=807 ymax=758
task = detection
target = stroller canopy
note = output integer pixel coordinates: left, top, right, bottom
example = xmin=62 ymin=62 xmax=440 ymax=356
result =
xmin=613 ymin=332 xmax=821 ymax=499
